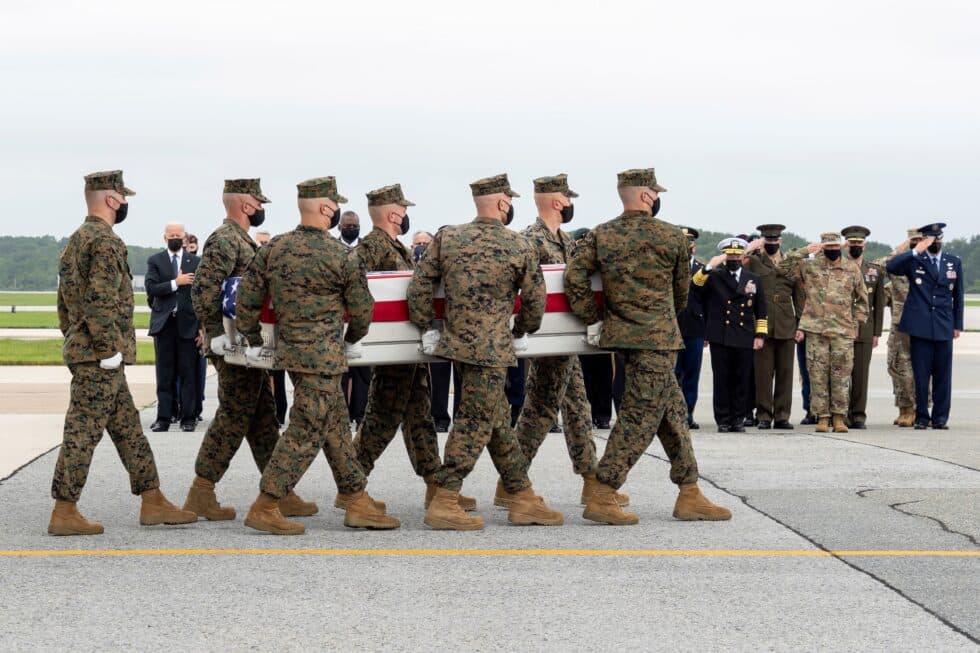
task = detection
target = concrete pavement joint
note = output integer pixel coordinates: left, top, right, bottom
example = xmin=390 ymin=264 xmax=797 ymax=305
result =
xmin=814 ymin=432 xmax=980 ymax=473
xmin=888 ymin=499 xmax=980 ymax=548
xmin=599 ymin=433 xmax=980 ymax=646
xmin=0 ymin=444 xmax=58 ymax=486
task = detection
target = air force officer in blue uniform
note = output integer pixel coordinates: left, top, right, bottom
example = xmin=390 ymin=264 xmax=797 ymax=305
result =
xmin=885 ymin=222 xmax=964 ymax=429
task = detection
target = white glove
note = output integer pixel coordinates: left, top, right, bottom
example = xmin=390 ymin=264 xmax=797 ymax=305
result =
xmin=345 ymin=341 xmax=363 ymax=360
xmin=585 ymin=321 xmax=603 ymax=347
xmin=245 ymin=346 xmax=265 ymax=365
xmin=512 ymin=334 xmax=529 ymax=352
xmin=421 ymin=329 xmax=441 ymax=355
xmin=209 ymin=335 xmax=228 ymax=356
xmin=99 ymin=352 xmax=122 ymax=370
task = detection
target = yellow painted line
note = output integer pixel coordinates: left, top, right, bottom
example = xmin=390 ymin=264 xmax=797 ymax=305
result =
xmin=0 ymin=548 xmax=978 ymax=558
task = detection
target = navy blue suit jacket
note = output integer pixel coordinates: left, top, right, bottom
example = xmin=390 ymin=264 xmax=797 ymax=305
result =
xmin=886 ymin=250 xmax=964 ymax=341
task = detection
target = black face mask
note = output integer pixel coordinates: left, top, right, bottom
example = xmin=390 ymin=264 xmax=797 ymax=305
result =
xmin=114 ymin=201 xmax=129 ymax=224
xmin=504 ymin=203 xmax=515 ymax=226
xmin=413 ymin=244 xmax=427 ymax=262
xmin=167 ymin=238 xmax=183 ymax=253
xmin=399 ymin=214 xmax=411 ymax=236
xmin=648 ymin=196 xmax=661 ymax=218
xmin=824 ymin=249 xmax=841 ymax=261
xmin=248 ymin=208 xmax=265 ymax=228
xmin=927 ymin=241 xmax=942 ymax=254
xmin=849 ymin=245 xmax=863 ymax=259
xmin=341 ymin=226 xmax=359 ymax=243
xmin=725 ymin=260 xmax=741 ymax=272
xmin=764 ymin=243 xmax=780 ymax=256
xmin=560 ymin=203 xmax=574 ymax=224
xmin=329 ymin=208 xmax=341 ymax=230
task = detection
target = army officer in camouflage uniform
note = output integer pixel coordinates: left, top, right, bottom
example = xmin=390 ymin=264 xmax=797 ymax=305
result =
xmin=183 ymin=178 xmax=316 ymax=521
xmin=237 ymin=177 xmax=396 ymax=534
xmin=408 ymin=173 xmax=563 ymax=530
xmin=49 ymin=170 xmax=196 ymax=535
xmin=565 ymin=168 xmax=730 ymax=525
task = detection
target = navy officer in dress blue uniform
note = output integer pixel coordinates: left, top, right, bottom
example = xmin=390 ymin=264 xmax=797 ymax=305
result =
xmin=691 ymin=237 xmax=768 ymax=432
xmin=885 ymin=222 xmax=964 ymax=429
xmin=674 ymin=226 xmax=707 ymax=429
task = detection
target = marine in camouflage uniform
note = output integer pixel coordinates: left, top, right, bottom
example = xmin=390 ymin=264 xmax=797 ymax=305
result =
xmin=408 ymin=173 xmax=563 ymax=530
xmin=841 ymin=226 xmax=885 ymax=428
xmin=877 ymin=228 xmax=924 ymax=426
xmin=565 ymin=168 xmax=730 ymax=525
xmin=237 ymin=177 xmax=396 ymax=534
xmin=349 ymin=183 xmax=457 ymax=510
xmin=49 ymin=170 xmax=194 ymax=536
xmin=781 ymin=232 xmax=869 ymax=433
xmin=183 ymin=178 xmax=313 ymax=521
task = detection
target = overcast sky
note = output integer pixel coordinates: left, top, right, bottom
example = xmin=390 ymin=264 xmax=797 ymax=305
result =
xmin=1 ymin=0 xmax=978 ymax=249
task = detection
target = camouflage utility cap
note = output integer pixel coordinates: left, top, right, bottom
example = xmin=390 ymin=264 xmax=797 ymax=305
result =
xmin=297 ymin=176 xmax=348 ymax=203
xmin=841 ymin=225 xmax=871 ymax=242
xmin=906 ymin=227 xmax=923 ymax=239
xmin=718 ymin=237 xmax=747 ymax=254
xmin=756 ymin=224 xmax=786 ymax=239
xmin=532 ymin=174 xmax=578 ymax=197
xmin=678 ymin=226 xmax=699 ymax=240
xmin=366 ymin=183 xmax=415 ymax=207
xmin=224 ymin=178 xmax=271 ymax=203
xmin=616 ymin=168 xmax=667 ymax=192
xmin=820 ymin=232 xmax=842 ymax=245
xmin=470 ymin=174 xmax=520 ymax=198
xmin=84 ymin=170 xmax=135 ymax=196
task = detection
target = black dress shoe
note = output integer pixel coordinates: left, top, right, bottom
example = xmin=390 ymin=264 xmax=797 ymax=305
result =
xmin=931 ymin=422 xmax=949 ymax=430
xmin=688 ymin=420 xmax=700 ymax=430
xmin=717 ymin=424 xmax=731 ymax=433
xmin=773 ymin=420 xmax=794 ymax=430
xmin=434 ymin=420 xmax=451 ymax=432
xmin=729 ymin=424 xmax=746 ymax=433
xmin=800 ymin=413 xmax=817 ymax=425
xmin=150 ymin=420 xmax=170 ymax=432
xmin=743 ymin=417 xmax=757 ymax=427
xmin=757 ymin=420 xmax=772 ymax=430
xmin=549 ymin=424 xmax=563 ymax=433
xmin=594 ymin=418 xmax=611 ymax=429
xmin=914 ymin=421 xmax=929 ymax=430
xmin=850 ymin=422 xmax=866 ymax=430
xmin=180 ymin=421 xmax=196 ymax=432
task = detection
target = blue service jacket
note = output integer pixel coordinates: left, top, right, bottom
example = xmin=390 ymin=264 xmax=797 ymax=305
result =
xmin=886 ymin=250 xmax=964 ymax=341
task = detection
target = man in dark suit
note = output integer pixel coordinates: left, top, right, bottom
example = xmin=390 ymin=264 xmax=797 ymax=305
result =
xmin=886 ymin=222 xmax=964 ymax=430
xmin=146 ymin=223 xmax=201 ymax=432
xmin=691 ymin=237 xmax=768 ymax=432
xmin=337 ymin=210 xmax=371 ymax=427
xmin=674 ymin=226 xmax=706 ymax=429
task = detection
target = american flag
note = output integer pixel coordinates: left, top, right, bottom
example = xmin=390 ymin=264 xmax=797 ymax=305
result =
xmin=221 ymin=277 xmax=240 ymax=319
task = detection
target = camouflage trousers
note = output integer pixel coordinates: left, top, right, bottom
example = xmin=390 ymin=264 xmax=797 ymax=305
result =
xmin=806 ymin=332 xmax=854 ymax=418
xmin=887 ymin=330 xmax=915 ymax=408
xmin=260 ymin=373 xmax=366 ymax=498
xmin=194 ymin=358 xmax=279 ymax=483
xmin=433 ymin=363 xmax=532 ymax=493
xmin=515 ymin=356 xmax=597 ymax=476
xmin=51 ymin=363 xmax=160 ymax=501
xmin=353 ymin=364 xmax=441 ymax=480
xmin=595 ymin=350 xmax=699 ymax=490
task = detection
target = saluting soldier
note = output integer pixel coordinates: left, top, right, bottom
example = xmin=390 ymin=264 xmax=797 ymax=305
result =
xmin=183 ymin=179 xmax=316 ymax=521
xmin=876 ymin=228 xmax=923 ymax=427
xmin=886 ymin=222 xmax=964 ymax=430
xmin=237 ymin=176 xmax=397 ymax=534
xmin=743 ymin=224 xmax=801 ymax=430
xmin=674 ymin=226 xmax=707 ymax=430
xmin=349 ymin=183 xmax=476 ymax=513
xmin=408 ymin=173 xmax=563 ymax=530
xmin=499 ymin=174 xmax=628 ymax=509
xmin=565 ymin=168 xmax=730 ymax=525
xmin=691 ymin=237 xmax=768 ymax=432
xmin=841 ymin=226 xmax=885 ymax=429
xmin=782 ymin=233 xmax=869 ymax=433
xmin=49 ymin=170 xmax=196 ymax=535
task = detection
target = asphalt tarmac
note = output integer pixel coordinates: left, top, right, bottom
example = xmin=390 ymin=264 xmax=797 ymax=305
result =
xmin=0 ymin=347 xmax=977 ymax=651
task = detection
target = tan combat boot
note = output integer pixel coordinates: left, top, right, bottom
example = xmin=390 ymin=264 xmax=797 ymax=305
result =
xmin=140 ymin=488 xmax=197 ymax=526
xmin=425 ymin=481 xmax=476 ymax=512
xmin=344 ymin=491 xmax=400 ymax=530
xmin=280 ymin=491 xmax=318 ymax=517
xmin=832 ymin=414 xmax=849 ymax=433
xmin=494 ymin=480 xmax=516 ymax=508
xmin=815 ymin=417 xmax=830 ymax=433
xmin=581 ymin=473 xmax=630 ymax=507
xmin=183 ymin=476 xmax=236 ymax=521
xmin=244 ymin=492 xmax=305 ymax=535
xmin=334 ymin=492 xmax=386 ymax=512
xmin=508 ymin=488 xmax=564 ymax=526
xmin=897 ymin=406 xmax=916 ymax=427
xmin=47 ymin=500 xmax=104 ymax=536
xmin=583 ymin=482 xmax=639 ymax=525
xmin=424 ymin=487 xmax=484 ymax=531
xmin=673 ymin=483 xmax=732 ymax=521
